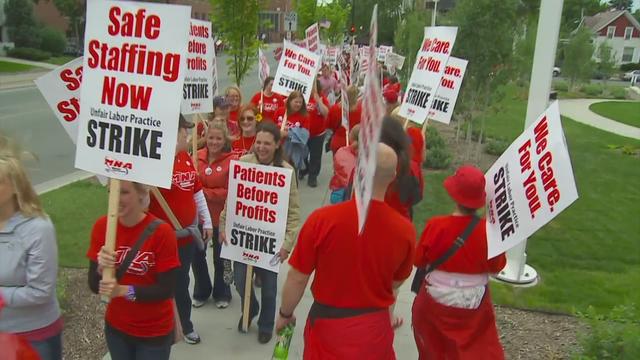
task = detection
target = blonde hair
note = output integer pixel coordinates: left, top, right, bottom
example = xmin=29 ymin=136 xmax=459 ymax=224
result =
xmin=206 ymin=121 xmax=232 ymax=152
xmin=131 ymin=182 xmax=151 ymax=209
xmin=225 ymin=86 xmax=243 ymax=108
xmin=0 ymin=133 xmax=45 ymax=218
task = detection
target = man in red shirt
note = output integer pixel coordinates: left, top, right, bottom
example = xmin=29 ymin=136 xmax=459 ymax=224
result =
xmin=147 ymin=115 xmax=213 ymax=345
xmin=276 ymin=143 xmax=416 ymax=360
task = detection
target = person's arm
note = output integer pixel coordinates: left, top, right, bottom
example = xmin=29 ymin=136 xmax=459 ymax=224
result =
xmin=194 ymin=189 xmax=213 ymax=230
xmin=315 ymin=95 xmax=329 ymax=118
xmin=275 ymin=267 xmax=311 ymax=332
xmin=281 ymin=170 xmax=301 ymax=254
xmin=1 ymin=220 xmax=58 ymax=307
xmin=218 ymin=200 xmax=228 ymax=244
xmin=98 ymin=269 xmax=178 ymax=302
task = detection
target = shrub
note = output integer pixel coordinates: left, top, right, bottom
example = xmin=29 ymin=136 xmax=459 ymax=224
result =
xmin=554 ymin=81 xmax=569 ymax=92
xmin=581 ymin=84 xmax=604 ymax=97
xmin=609 ymin=87 xmax=627 ymax=100
xmin=424 ymin=146 xmax=451 ymax=169
xmin=7 ymin=47 xmax=51 ymax=61
xmin=425 ymin=126 xmax=445 ymax=150
xmin=39 ymin=27 xmax=67 ymax=55
xmin=574 ymin=304 xmax=640 ymax=360
xmin=485 ymin=138 xmax=509 ymax=156
xmin=620 ymin=62 xmax=640 ymax=72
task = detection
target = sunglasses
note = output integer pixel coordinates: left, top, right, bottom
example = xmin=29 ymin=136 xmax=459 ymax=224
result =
xmin=240 ymin=116 xmax=256 ymax=121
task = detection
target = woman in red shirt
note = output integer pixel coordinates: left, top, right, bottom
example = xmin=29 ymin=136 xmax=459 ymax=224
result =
xmin=87 ymin=181 xmax=180 ymax=360
xmin=273 ymin=91 xmax=310 ymax=132
xmin=326 ymin=85 xmax=361 ymax=154
xmin=225 ymin=86 xmax=242 ymax=138
xmin=231 ymin=104 xmax=258 ymax=157
xmin=412 ymin=165 xmax=507 ymax=360
xmin=302 ymin=80 xmax=329 ymax=187
xmin=191 ymin=123 xmax=239 ymax=309
xmin=250 ymin=77 xmax=284 ymax=123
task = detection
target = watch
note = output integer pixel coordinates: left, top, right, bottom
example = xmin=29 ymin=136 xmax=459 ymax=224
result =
xmin=125 ymin=285 xmax=136 ymax=302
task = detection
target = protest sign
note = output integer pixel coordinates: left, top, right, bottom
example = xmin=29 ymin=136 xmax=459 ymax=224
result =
xmin=221 ymin=160 xmax=293 ymax=272
xmin=258 ymin=47 xmax=270 ymax=85
xmin=305 ymin=23 xmax=320 ymax=53
xmin=181 ymin=19 xmax=214 ymax=114
xmin=272 ymin=40 xmax=321 ymax=103
xmin=359 ymin=47 xmax=370 ymax=74
xmin=35 ymin=57 xmax=84 ymax=143
xmin=485 ymin=101 xmax=578 ymax=258
xmin=211 ymin=45 xmax=219 ymax=97
xmin=428 ymin=56 xmax=467 ymax=124
xmin=325 ymin=46 xmax=338 ymax=65
xmin=398 ymin=26 xmax=457 ymax=125
xmin=75 ymin=0 xmax=190 ymax=189
xmin=338 ymin=60 xmax=349 ymax=130
xmin=354 ymin=5 xmax=385 ymax=233
xmin=377 ymin=45 xmax=392 ymax=63
xmin=274 ymin=46 xmax=283 ymax=61
xmin=384 ymin=52 xmax=405 ymax=71
xmin=293 ymin=38 xmax=307 ymax=49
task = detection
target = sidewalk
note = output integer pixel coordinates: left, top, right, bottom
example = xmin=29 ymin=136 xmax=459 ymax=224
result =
xmin=0 ymin=56 xmax=58 ymax=90
xmin=105 ymin=150 xmax=420 ymax=359
xmin=558 ymin=99 xmax=640 ymax=140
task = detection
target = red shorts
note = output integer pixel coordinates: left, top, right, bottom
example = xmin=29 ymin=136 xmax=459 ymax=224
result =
xmin=303 ymin=309 xmax=396 ymax=360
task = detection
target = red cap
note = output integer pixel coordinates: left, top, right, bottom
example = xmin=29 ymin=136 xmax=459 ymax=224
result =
xmin=383 ymin=89 xmax=398 ymax=104
xmin=443 ymin=165 xmax=486 ymax=209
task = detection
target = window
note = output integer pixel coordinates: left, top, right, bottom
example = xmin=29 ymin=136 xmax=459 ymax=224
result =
xmin=259 ymin=12 xmax=280 ymax=32
xmin=607 ymin=26 xmax=616 ymax=39
xmin=622 ymin=47 xmax=634 ymax=62
xmin=624 ymin=27 xmax=633 ymax=40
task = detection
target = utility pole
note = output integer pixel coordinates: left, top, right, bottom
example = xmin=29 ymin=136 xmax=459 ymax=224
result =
xmin=431 ymin=0 xmax=439 ymax=27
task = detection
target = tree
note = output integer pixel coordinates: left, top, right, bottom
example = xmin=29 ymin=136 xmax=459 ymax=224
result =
xmin=294 ymin=0 xmax=317 ymax=38
xmin=608 ymin=0 xmax=632 ymax=10
xmin=447 ymin=0 xmax=520 ymax=154
xmin=394 ymin=10 xmax=429 ymax=83
xmin=560 ymin=0 xmax=607 ymax=35
xmin=52 ymin=0 xmax=85 ymax=48
xmin=316 ymin=2 xmax=351 ymax=45
xmin=4 ymin=0 xmax=40 ymax=48
xmin=210 ymin=0 xmax=262 ymax=85
xmin=634 ymin=9 xmax=640 ymax=23
xmin=350 ymin=0 xmax=403 ymax=44
xmin=596 ymin=40 xmax=616 ymax=88
xmin=563 ymin=26 xmax=595 ymax=91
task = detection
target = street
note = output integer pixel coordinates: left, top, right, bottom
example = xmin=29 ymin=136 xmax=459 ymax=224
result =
xmin=0 ymin=44 xmax=279 ymax=188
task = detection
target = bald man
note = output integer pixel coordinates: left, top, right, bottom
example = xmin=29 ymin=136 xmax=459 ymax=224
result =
xmin=276 ymin=144 xmax=416 ymax=360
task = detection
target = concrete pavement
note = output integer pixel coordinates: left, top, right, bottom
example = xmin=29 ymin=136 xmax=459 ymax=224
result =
xmin=558 ymin=99 xmax=640 ymax=140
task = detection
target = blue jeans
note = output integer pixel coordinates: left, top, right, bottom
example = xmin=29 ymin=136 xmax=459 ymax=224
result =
xmin=176 ymin=242 xmax=195 ymax=334
xmin=192 ymin=227 xmax=231 ymax=302
xmin=105 ymin=324 xmax=171 ymax=360
xmin=233 ymin=262 xmax=278 ymax=334
xmin=30 ymin=332 xmax=62 ymax=360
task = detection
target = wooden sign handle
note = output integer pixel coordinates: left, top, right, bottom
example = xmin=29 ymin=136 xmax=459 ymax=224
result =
xmin=191 ymin=115 xmax=199 ymax=166
xmin=421 ymin=118 xmax=429 ymax=134
xmin=150 ymin=187 xmax=183 ymax=230
xmin=101 ymin=179 xmax=120 ymax=303
xmin=280 ymin=110 xmax=288 ymax=132
xmin=242 ymin=265 xmax=254 ymax=332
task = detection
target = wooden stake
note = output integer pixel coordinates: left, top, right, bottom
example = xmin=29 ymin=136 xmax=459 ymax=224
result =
xmin=102 ymin=179 xmax=120 ymax=303
xmin=345 ymin=125 xmax=350 ymax=147
xmin=150 ymin=187 xmax=182 ymax=230
xmin=280 ymin=110 xmax=288 ymax=132
xmin=403 ymin=117 xmax=409 ymax=130
xmin=242 ymin=265 xmax=254 ymax=332
xmin=259 ymin=91 xmax=264 ymax=115
xmin=191 ymin=115 xmax=198 ymax=166
xmin=421 ymin=118 xmax=430 ymax=134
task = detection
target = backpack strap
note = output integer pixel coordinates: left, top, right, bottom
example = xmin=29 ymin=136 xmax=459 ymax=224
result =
xmin=424 ymin=215 xmax=481 ymax=275
xmin=115 ymin=219 xmax=163 ymax=281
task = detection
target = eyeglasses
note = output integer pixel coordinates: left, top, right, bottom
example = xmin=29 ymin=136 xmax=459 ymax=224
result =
xmin=240 ymin=116 xmax=255 ymax=121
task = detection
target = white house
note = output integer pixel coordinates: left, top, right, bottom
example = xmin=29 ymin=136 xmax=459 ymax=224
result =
xmin=582 ymin=9 xmax=640 ymax=65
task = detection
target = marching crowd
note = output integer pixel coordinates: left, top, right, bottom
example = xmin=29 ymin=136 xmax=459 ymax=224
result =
xmin=0 ymin=62 xmax=508 ymax=360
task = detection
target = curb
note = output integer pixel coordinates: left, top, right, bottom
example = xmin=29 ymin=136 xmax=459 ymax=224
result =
xmin=35 ymin=171 xmax=95 ymax=195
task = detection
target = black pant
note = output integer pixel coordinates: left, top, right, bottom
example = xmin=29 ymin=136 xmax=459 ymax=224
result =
xmin=192 ymin=228 xmax=231 ymax=302
xmin=306 ymin=133 xmax=325 ymax=179
xmin=176 ymin=242 xmax=195 ymax=334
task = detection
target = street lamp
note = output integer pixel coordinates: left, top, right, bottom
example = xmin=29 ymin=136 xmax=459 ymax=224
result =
xmin=429 ymin=0 xmax=439 ymax=27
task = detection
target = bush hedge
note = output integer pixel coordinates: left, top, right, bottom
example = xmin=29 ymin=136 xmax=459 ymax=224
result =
xmin=7 ymin=47 xmax=51 ymax=61
xmin=39 ymin=27 xmax=67 ymax=55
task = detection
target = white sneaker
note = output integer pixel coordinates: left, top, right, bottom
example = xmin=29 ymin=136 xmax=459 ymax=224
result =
xmin=184 ymin=331 xmax=201 ymax=344
xmin=215 ymin=300 xmax=229 ymax=309
xmin=192 ymin=299 xmax=206 ymax=308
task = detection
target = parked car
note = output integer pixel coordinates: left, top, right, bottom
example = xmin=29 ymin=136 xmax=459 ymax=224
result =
xmin=623 ymin=70 xmax=640 ymax=81
xmin=553 ymin=66 xmax=561 ymax=77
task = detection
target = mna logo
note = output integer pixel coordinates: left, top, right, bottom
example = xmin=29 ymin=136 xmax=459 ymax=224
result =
xmin=105 ymin=157 xmax=133 ymax=175
xmin=242 ymin=251 xmax=260 ymax=263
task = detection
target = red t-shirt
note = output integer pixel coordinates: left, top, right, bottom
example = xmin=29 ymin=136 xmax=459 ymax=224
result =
xmin=86 ymin=214 xmax=180 ymax=337
xmin=250 ymin=92 xmax=285 ymax=122
xmin=407 ymin=127 xmax=425 ymax=164
xmin=289 ymin=199 xmax=415 ymax=309
xmin=148 ymin=151 xmax=203 ymax=247
xmin=306 ymin=96 xmax=329 ymax=137
xmin=274 ymin=108 xmax=310 ymax=130
xmin=231 ymin=135 xmax=256 ymax=157
xmin=415 ymin=215 xmax=507 ymax=274
xmin=327 ymin=102 xmax=362 ymax=153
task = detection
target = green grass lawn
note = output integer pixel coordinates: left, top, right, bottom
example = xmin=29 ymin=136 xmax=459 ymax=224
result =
xmin=414 ymin=84 xmax=640 ymax=318
xmin=41 ymin=180 xmax=107 ymax=268
xmin=589 ymin=101 xmax=640 ymax=128
xmin=45 ymin=56 xmax=77 ymax=65
xmin=0 ymin=60 xmax=37 ymax=73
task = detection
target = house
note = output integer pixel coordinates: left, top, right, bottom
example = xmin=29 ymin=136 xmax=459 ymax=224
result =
xmin=581 ymin=9 xmax=640 ymax=65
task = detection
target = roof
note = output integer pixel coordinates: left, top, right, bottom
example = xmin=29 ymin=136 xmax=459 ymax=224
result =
xmin=582 ymin=9 xmax=640 ymax=32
